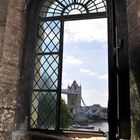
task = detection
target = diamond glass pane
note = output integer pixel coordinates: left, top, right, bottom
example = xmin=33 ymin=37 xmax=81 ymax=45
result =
xmin=31 ymin=91 xmax=57 ymax=129
xmin=36 ymin=21 xmax=60 ymax=53
xmin=33 ymin=54 xmax=59 ymax=90
xmin=39 ymin=0 xmax=106 ymax=17
xmin=31 ymin=19 xmax=61 ymax=129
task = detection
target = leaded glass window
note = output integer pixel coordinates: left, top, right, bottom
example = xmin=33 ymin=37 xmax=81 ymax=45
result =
xmin=39 ymin=0 xmax=106 ymax=17
xmin=30 ymin=0 xmax=107 ymax=130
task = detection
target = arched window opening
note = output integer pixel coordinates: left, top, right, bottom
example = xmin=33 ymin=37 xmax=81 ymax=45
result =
xmin=30 ymin=0 xmax=107 ymax=130
xmin=39 ymin=0 xmax=106 ymax=17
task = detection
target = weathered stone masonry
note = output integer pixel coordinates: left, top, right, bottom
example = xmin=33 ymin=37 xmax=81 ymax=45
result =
xmin=127 ymin=0 xmax=140 ymax=138
xmin=0 ymin=0 xmax=27 ymax=139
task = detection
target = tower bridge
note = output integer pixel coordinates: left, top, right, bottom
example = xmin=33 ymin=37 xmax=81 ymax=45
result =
xmin=61 ymin=81 xmax=102 ymax=117
xmin=62 ymin=81 xmax=82 ymax=114
xmin=61 ymin=89 xmax=77 ymax=95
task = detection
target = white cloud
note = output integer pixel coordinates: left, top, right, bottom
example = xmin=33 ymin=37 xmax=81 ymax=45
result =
xmin=80 ymin=68 xmax=97 ymax=76
xmin=80 ymin=68 xmax=90 ymax=73
xmin=88 ymin=72 xmax=97 ymax=76
xmin=80 ymin=68 xmax=108 ymax=82
xmin=98 ymin=74 xmax=108 ymax=81
xmin=63 ymin=55 xmax=83 ymax=64
xmin=64 ymin=18 xmax=107 ymax=43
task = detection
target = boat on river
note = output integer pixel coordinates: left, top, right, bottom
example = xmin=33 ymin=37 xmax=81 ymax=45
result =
xmin=72 ymin=124 xmax=94 ymax=129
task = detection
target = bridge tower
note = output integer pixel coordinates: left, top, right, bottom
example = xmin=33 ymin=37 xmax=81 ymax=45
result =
xmin=67 ymin=81 xmax=81 ymax=114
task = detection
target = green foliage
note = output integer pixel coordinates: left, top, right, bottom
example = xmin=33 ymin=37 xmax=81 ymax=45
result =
xmin=60 ymin=99 xmax=72 ymax=128
xmin=37 ymin=93 xmax=71 ymax=129
xmin=38 ymin=92 xmax=56 ymax=128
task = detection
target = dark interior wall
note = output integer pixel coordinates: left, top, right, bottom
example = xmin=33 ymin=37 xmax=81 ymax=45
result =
xmin=17 ymin=0 xmax=45 ymax=130
xmin=127 ymin=0 xmax=140 ymax=138
xmin=127 ymin=0 xmax=140 ymax=93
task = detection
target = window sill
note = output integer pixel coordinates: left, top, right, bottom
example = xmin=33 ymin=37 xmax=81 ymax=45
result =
xmin=12 ymin=131 xmax=107 ymax=140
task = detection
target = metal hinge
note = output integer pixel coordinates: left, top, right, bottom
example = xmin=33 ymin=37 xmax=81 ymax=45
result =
xmin=114 ymin=27 xmax=124 ymax=73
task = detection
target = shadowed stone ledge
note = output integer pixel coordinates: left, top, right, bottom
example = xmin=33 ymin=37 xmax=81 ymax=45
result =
xmin=12 ymin=131 xmax=71 ymax=140
xmin=12 ymin=131 xmax=107 ymax=140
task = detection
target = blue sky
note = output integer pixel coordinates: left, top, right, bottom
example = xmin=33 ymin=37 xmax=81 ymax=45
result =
xmin=61 ymin=18 xmax=108 ymax=107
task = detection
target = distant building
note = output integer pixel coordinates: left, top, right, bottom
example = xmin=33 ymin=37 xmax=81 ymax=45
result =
xmin=92 ymin=104 xmax=102 ymax=112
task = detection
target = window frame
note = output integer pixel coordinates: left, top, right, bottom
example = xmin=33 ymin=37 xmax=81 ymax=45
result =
xmin=29 ymin=0 xmax=107 ymax=131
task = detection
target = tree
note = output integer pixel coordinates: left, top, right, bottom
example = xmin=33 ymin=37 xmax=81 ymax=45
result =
xmin=60 ymin=99 xmax=72 ymax=128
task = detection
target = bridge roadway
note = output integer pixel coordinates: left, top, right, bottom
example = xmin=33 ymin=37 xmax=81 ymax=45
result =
xmin=61 ymin=89 xmax=101 ymax=116
xmin=61 ymin=89 xmax=77 ymax=95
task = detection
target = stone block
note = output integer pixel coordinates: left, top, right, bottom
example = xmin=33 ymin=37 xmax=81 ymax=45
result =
xmin=6 ymin=6 xmax=25 ymax=31
xmin=0 ymin=108 xmax=17 ymax=140
xmin=3 ymin=51 xmax=20 ymax=66
xmin=9 ymin=0 xmax=26 ymax=11
xmin=0 ymin=84 xmax=17 ymax=107
xmin=0 ymin=0 xmax=9 ymax=11
xmin=0 ymin=11 xmax=7 ymax=26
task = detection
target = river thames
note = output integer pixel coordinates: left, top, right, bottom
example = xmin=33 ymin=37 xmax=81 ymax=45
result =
xmin=70 ymin=121 xmax=108 ymax=132
xmin=93 ymin=121 xmax=108 ymax=132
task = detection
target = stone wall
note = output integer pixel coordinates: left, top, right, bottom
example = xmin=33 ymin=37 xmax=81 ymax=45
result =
xmin=127 ymin=0 xmax=140 ymax=139
xmin=127 ymin=0 xmax=140 ymax=94
xmin=0 ymin=0 xmax=27 ymax=139
xmin=0 ymin=0 xmax=9 ymax=62
xmin=130 ymin=73 xmax=140 ymax=139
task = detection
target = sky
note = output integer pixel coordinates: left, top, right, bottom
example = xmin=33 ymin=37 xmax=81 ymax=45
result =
xmin=61 ymin=18 xmax=108 ymax=107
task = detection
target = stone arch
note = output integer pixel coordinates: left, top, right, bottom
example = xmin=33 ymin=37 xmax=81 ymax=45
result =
xmin=27 ymin=0 xmax=107 ymax=131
